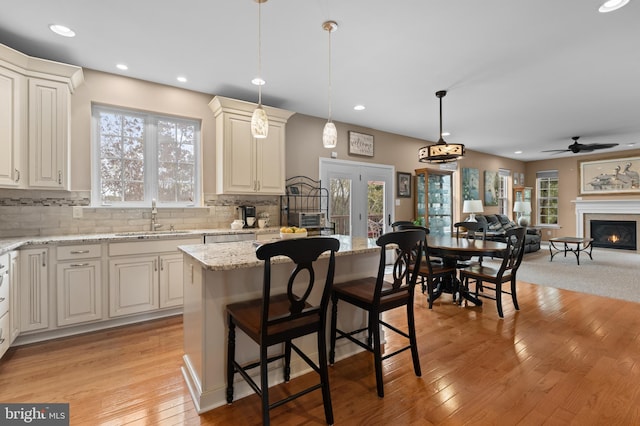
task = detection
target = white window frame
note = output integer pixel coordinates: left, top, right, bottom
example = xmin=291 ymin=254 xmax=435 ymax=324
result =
xmin=498 ymin=169 xmax=510 ymax=216
xmin=536 ymin=170 xmax=559 ymax=226
xmin=91 ymin=104 xmax=201 ymax=207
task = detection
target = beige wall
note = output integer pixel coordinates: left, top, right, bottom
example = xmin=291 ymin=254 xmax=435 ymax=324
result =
xmin=525 ymin=148 xmax=640 ymax=239
xmin=70 ymin=69 xmax=216 ymax=194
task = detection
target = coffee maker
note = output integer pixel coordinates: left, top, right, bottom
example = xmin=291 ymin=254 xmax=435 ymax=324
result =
xmin=238 ymin=205 xmax=256 ymax=228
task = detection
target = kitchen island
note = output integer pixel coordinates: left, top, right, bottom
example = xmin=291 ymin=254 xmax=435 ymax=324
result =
xmin=178 ymin=235 xmax=380 ymax=413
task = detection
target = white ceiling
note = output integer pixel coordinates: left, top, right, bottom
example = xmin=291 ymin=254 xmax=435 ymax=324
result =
xmin=1 ymin=0 xmax=639 ymax=161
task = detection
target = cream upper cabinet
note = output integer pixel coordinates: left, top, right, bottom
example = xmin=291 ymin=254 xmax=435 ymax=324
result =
xmin=0 ymin=43 xmax=83 ymax=190
xmin=0 ymin=64 xmax=25 ymax=187
xmin=209 ymin=96 xmax=294 ymax=195
xmin=28 ymin=78 xmax=70 ymax=189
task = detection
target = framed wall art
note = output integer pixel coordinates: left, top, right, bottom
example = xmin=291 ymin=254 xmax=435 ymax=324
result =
xmin=348 ymin=131 xmax=374 ymax=157
xmin=462 ymin=167 xmax=479 ymax=200
xmin=397 ymin=172 xmax=412 ymax=198
xmin=580 ymin=156 xmax=640 ymax=194
xmin=484 ymin=170 xmax=499 ymax=206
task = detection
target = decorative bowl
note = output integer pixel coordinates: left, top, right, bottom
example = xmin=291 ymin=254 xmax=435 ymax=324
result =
xmin=280 ymin=231 xmax=307 ymax=240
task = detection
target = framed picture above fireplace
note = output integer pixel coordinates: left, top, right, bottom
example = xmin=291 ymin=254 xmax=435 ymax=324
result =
xmin=579 ymin=156 xmax=640 ymax=195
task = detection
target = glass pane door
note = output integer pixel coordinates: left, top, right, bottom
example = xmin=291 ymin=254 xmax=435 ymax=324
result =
xmin=330 ymin=176 xmax=352 ymax=236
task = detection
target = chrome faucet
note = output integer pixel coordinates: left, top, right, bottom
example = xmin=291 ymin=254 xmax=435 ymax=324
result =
xmin=151 ymin=199 xmax=163 ymax=231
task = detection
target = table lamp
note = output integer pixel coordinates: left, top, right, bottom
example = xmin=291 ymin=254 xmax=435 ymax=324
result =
xmin=462 ymin=199 xmax=483 ymax=222
xmin=513 ymin=201 xmax=532 ymax=226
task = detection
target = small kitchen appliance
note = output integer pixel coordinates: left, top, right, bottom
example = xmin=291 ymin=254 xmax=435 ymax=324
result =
xmin=239 ymin=205 xmax=257 ymax=228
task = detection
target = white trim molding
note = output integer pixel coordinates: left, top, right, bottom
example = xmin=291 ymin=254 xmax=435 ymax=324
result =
xmin=573 ymin=199 xmax=640 ymax=237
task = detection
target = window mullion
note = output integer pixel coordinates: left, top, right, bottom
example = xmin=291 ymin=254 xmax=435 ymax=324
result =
xmin=146 ymin=116 xmax=158 ymax=205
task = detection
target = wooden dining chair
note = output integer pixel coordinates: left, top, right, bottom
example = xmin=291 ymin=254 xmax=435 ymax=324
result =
xmin=459 ymin=227 xmax=526 ymax=317
xmin=225 ymin=237 xmax=340 ymax=426
xmin=391 ymin=223 xmax=455 ymax=307
xmin=329 ymin=229 xmax=424 ymax=398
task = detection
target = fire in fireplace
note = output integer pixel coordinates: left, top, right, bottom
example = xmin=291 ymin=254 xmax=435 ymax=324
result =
xmin=590 ymin=220 xmax=637 ymax=250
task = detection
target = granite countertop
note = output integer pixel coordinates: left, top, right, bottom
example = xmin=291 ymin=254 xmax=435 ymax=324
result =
xmin=0 ymin=227 xmax=281 ymax=256
xmin=179 ymin=235 xmax=379 ymax=271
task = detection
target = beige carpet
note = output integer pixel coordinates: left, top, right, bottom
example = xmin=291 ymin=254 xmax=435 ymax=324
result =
xmin=483 ymin=243 xmax=640 ymax=303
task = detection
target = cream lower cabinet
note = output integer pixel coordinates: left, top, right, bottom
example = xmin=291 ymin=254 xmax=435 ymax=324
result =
xmin=56 ymin=244 xmax=103 ymax=327
xmin=108 ymin=238 xmax=199 ymax=318
xmin=19 ymin=247 xmax=49 ymax=333
xmin=9 ymin=250 xmax=20 ymax=343
xmin=0 ymin=253 xmax=10 ymax=358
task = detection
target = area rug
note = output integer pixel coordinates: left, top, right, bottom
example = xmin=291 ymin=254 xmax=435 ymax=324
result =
xmin=483 ymin=243 xmax=640 ymax=303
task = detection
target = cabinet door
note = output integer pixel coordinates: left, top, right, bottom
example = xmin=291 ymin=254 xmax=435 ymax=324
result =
xmin=9 ymin=251 xmax=19 ymax=343
xmin=0 ymin=66 xmax=24 ymax=187
xmin=159 ymin=253 xmax=184 ymax=308
xmin=56 ymin=260 xmax=102 ymax=326
xmin=28 ymin=78 xmax=69 ymax=189
xmin=256 ymin=121 xmax=286 ymax=194
xmin=220 ymin=114 xmax=256 ymax=193
xmin=20 ymin=248 xmax=49 ymax=332
xmin=109 ymin=255 xmax=159 ymax=317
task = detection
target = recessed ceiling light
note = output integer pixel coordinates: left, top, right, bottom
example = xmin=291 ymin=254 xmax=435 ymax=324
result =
xmin=177 ymin=76 xmax=187 ymax=83
xmin=514 ymin=150 xmax=523 ymax=154
xmin=441 ymin=132 xmax=450 ymax=137
xmin=599 ymin=0 xmax=629 ymax=13
xmin=627 ymin=143 xmax=636 ymax=147
xmin=353 ymin=105 xmax=366 ymax=111
xmin=116 ymin=64 xmax=128 ymax=71
xmin=49 ymin=24 xmax=76 ymax=37
xmin=251 ymin=77 xmax=265 ymax=86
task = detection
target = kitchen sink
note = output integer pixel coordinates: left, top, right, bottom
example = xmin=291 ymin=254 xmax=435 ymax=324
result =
xmin=114 ymin=230 xmax=193 ymax=236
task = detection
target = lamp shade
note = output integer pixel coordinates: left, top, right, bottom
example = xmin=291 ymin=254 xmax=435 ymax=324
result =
xmin=513 ymin=201 xmax=531 ymax=214
xmin=463 ymin=200 xmax=483 ymax=214
xmin=251 ymin=106 xmax=269 ymax=139
xmin=322 ymin=121 xmax=337 ymax=148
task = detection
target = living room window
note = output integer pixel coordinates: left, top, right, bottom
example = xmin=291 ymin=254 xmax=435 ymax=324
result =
xmin=92 ymin=105 xmax=201 ymax=207
xmin=536 ymin=170 xmax=558 ymax=225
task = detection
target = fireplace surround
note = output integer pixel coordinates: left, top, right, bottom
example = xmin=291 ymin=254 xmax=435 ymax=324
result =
xmin=574 ymin=199 xmax=640 ymax=253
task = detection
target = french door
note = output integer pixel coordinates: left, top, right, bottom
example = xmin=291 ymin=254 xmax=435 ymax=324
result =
xmin=319 ymin=158 xmax=394 ymax=238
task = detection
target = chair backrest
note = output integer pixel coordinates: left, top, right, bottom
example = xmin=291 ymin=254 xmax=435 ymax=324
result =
xmin=391 ymin=220 xmax=415 ymax=231
xmin=374 ymin=229 xmax=425 ymax=304
xmin=496 ymin=227 xmax=526 ymax=278
xmin=454 ymin=221 xmax=486 ymax=240
xmin=255 ymin=237 xmax=340 ymax=332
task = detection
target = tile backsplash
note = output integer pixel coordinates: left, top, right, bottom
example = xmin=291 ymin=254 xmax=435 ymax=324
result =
xmin=0 ymin=189 xmax=280 ymax=238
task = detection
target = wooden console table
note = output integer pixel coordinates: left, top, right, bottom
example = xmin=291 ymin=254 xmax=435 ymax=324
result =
xmin=549 ymin=237 xmax=594 ymax=265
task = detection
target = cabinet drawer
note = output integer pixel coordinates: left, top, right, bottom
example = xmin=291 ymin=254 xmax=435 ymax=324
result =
xmin=0 ymin=312 xmax=9 ymax=358
xmin=57 ymin=244 xmax=102 ymax=260
xmin=109 ymin=238 xmax=200 ymax=257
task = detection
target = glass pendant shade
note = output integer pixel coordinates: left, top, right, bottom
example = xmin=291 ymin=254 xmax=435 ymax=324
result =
xmin=251 ymin=105 xmax=269 ymax=139
xmin=323 ymin=121 xmax=337 ymax=148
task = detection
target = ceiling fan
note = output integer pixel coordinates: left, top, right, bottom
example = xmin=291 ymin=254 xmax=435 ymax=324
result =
xmin=542 ymin=136 xmax=619 ymax=154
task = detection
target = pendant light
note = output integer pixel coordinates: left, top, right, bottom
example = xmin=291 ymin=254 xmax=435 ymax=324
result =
xmin=251 ymin=0 xmax=269 ymax=139
xmin=418 ymin=90 xmax=465 ymax=163
xmin=322 ymin=20 xmax=338 ymax=148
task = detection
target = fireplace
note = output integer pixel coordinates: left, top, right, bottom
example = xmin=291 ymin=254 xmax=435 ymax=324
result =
xmin=590 ymin=220 xmax=637 ymax=250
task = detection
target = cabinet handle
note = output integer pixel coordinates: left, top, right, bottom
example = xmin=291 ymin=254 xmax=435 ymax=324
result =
xmin=190 ymin=264 xmax=194 ymax=284
xmin=160 ymin=259 xmax=164 ymax=271
xmin=0 ymin=297 xmax=5 ymax=302
xmin=70 ymin=263 xmax=90 ymax=267
xmin=70 ymin=250 xmax=90 ymax=254
xmin=154 ymin=259 xmax=158 ymax=271
xmin=257 ymin=181 xmax=261 ymax=191
xmin=0 ymin=264 xmax=5 ymax=270
xmin=14 ymin=169 xmax=20 ymax=183
xmin=42 ymin=252 xmax=46 ymax=267
xmin=58 ymin=170 xmax=62 ymax=184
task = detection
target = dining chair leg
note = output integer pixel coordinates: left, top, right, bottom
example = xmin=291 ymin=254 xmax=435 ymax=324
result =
xmin=260 ymin=345 xmax=270 ymax=425
xmin=511 ymin=277 xmax=520 ymax=310
xmin=317 ymin=326 xmax=335 ymax=425
xmin=329 ymin=295 xmax=338 ymax=365
xmin=371 ymin=312 xmax=384 ymax=398
xmin=407 ymin=299 xmax=422 ymax=377
xmin=496 ymin=282 xmax=504 ymax=318
xmin=226 ymin=316 xmax=236 ymax=404
xmin=284 ymin=340 xmax=292 ymax=382
xmin=427 ymin=278 xmax=434 ymax=309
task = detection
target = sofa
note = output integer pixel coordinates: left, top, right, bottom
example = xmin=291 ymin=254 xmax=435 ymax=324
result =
xmin=474 ymin=214 xmax=542 ymax=253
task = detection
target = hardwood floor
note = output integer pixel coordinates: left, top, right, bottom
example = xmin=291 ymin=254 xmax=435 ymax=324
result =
xmin=2 ymin=280 xmax=640 ymax=425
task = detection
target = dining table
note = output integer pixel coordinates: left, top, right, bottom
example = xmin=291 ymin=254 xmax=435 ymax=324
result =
xmin=426 ymin=235 xmax=509 ymax=306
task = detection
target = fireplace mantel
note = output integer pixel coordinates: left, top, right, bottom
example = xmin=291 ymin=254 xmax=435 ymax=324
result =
xmin=573 ymin=199 xmax=640 ymax=237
